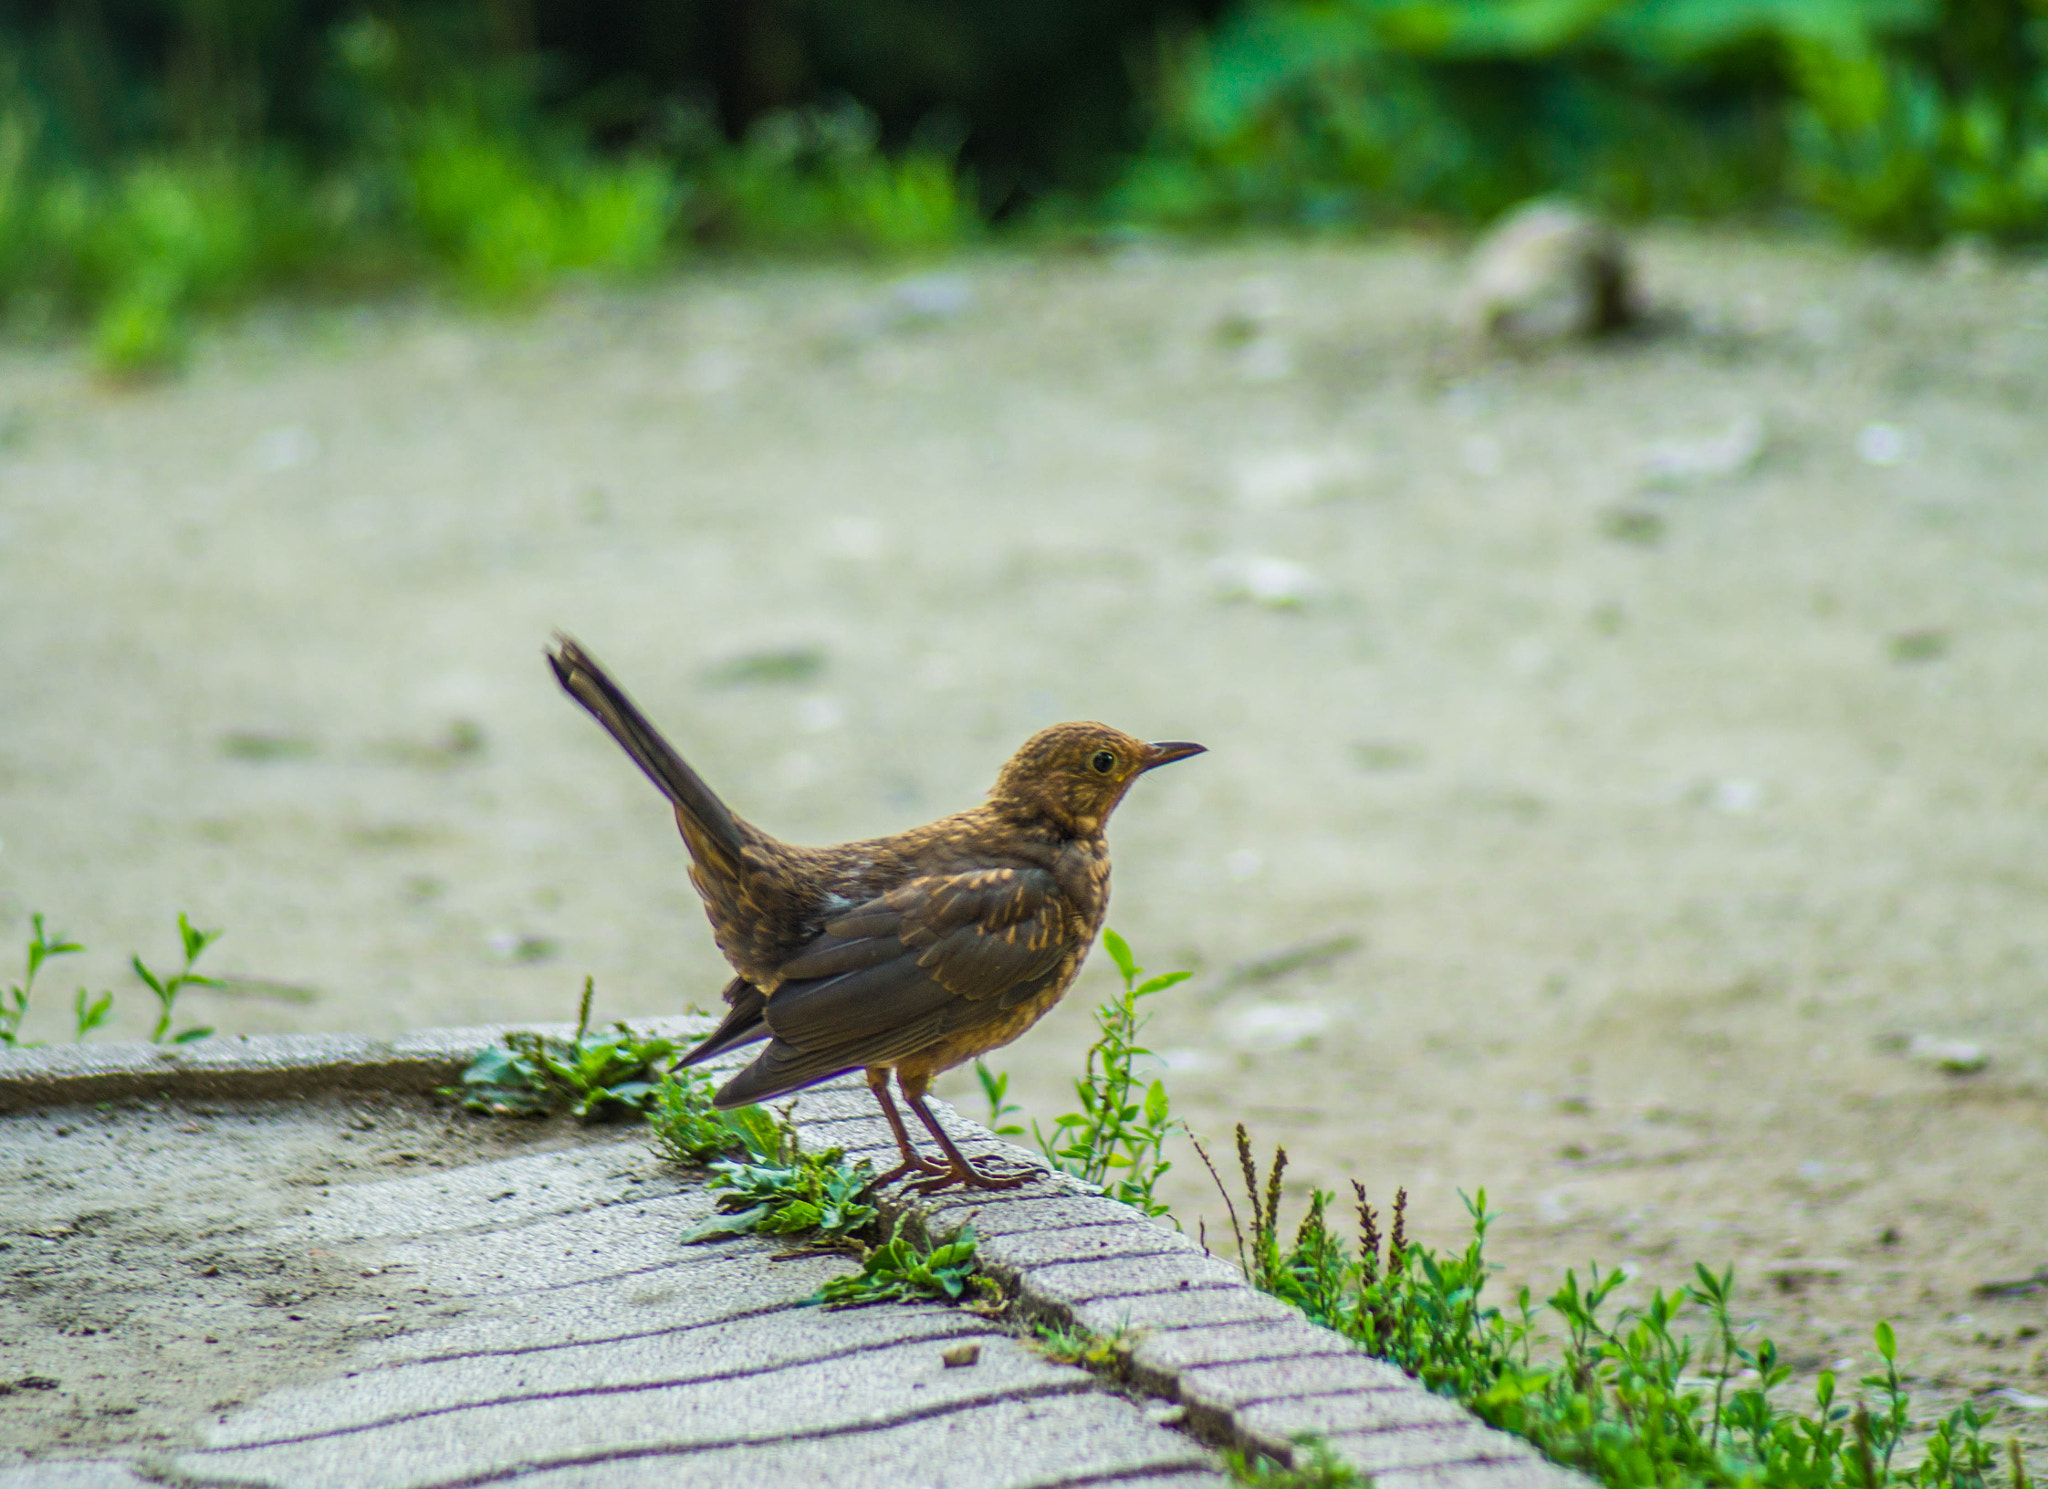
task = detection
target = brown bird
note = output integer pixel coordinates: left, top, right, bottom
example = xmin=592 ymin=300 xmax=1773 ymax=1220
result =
xmin=547 ymin=636 xmax=1203 ymax=1193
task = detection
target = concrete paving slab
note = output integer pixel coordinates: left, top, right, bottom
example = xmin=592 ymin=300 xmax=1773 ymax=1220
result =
xmin=1072 ymin=1284 xmax=1303 ymax=1336
xmin=504 ymin=1393 xmax=1228 ymax=1489
xmin=0 ymin=1468 xmax=156 ymax=1489
xmin=354 ymin=1246 xmax=860 ymax=1365
xmin=211 ymin=1306 xmax=995 ymax=1445
xmin=1371 ymin=1460 xmax=1590 ymax=1489
xmin=1176 ymin=1351 xmax=1418 ymax=1438
xmin=968 ymin=1220 xmax=1195 ymax=1283
xmin=1125 ymin=1317 xmax=1364 ymax=1396
xmin=283 ymin=1134 xmax=677 ymax=1244
xmin=179 ymin=1335 xmax=1095 ymax=1488
xmin=1236 ymin=1387 xmax=1478 ymax=1459
xmin=1323 ymin=1423 xmax=1536 ymax=1473
xmin=1015 ymin=1249 xmax=1247 ymax=1315
xmin=368 ymin=1190 xmax=727 ymax=1295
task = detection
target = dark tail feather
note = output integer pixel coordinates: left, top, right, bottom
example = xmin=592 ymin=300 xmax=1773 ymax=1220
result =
xmin=714 ymin=1041 xmax=858 ymax=1109
xmin=678 ymin=979 xmax=772 ymax=1066
xmin=547 ymin=636 xmax=747 ymax=871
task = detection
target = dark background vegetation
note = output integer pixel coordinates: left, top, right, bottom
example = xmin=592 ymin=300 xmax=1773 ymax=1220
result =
xmin=2 ymin=0 xmax=2044 ymax=369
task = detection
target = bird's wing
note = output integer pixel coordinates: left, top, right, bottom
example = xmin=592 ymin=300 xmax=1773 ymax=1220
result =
xmin=746 ymin=867 xmax=1072 ymax=1081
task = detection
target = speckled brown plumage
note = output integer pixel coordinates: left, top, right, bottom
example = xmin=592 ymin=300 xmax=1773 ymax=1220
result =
xmin=547 ymin=636 xmax=1204 ymax=1192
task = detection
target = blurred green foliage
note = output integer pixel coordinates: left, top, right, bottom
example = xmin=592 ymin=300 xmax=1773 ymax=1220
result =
xmin=0 ymin=7 xmax=978 ymax=371
xmin=0 ymin=0 xmax=2040 ymax=373
xmin=1114 ymin=0 xmax=2048 ymax=242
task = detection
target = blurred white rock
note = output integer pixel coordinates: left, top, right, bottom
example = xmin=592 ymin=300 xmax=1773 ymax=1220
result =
xmin=1906 ymin=1034 xmax=1988 ymax=1074
xmin=252 ymin=425 xmax=319 ymax=472
xmin=1211 ymin=555 xmax=1323 ymax=608
xmin=796 ymin=695 xmax=845 ymax=732
xmin=1708 ymin=778 xmax=1763 ymax=814
xmin=1228 ymin=1003 xmax=1331 ymax=1049
xmin=1232 ymin=448 xmax=1363 ymax=509
xmin=1641 ymin=413 xmax=1766 ymax=487
xmin=1458 ymin=198 xmax=1636 ymax=344
xmin=1855 ymin=422 xmax=1912 ymax=466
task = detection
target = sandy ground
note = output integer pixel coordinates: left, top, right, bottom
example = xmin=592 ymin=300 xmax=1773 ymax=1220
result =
xmin=2 ymin=233 xmax=2046 ymax=1457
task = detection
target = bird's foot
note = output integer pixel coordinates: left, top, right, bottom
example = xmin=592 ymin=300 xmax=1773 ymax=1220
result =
xmin=905 ymin=1158 xmax=1039 ymax=1196
xmin=862 ymin=1155 xmax=952 ymax=1194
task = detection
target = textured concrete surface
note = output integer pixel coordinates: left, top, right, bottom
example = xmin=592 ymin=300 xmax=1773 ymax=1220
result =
xmin=1 ymin=1025 xmax=1590 ymax=1488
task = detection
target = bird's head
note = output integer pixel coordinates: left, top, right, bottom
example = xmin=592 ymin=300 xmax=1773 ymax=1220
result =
xmin=989 ymin=722 xmax=1205 ymax=838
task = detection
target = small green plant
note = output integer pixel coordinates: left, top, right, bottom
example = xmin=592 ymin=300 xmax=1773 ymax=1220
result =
xmin=1030 ymin=1317 xmax=1138 ymax=1370
xmin=811 ymin=1219 xmax=986 ymax=1309
xmin=445 ymin=976 xmax=675 ymax=1120
xmin=4 ymin=912 xmax=212 ymax=1046
xmin=129 ymin=912 xmax=221 ymax=1045
xmin=971 ymin=1060 xmax=1027 ymax=1138
xmin=646 ymin=1064 xmax=740 ymax=1164
xmin=977 ymin=928 xmax=1187 ymax=1216
xmin=1224 ymin=1436 xmax=1364 ymax=1488
xmin=679 ymin=1103 xmax=878 ymax=1245
xmin=3 ymin=915 xmax=84 ymax=1047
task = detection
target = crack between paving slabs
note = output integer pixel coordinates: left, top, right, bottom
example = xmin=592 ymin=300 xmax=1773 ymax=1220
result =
xmin=358 ymin=1379 xmax=1098 ymax=1489
xmin=364 ymin=1271 xmax=864 ymax=1369
xmin=197 ymin=1315 xmax=999 ymax=1449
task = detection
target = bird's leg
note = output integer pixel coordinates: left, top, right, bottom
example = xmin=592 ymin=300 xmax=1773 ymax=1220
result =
xmin=863 ymin=1068 xmax=949 ymax=1188
xmin=899 ymin=1075 xmax=1037 ymax=1195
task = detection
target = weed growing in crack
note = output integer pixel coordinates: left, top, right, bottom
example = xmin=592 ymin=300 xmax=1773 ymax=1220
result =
xmin=812 ymin=1218 xmax=989 ymax=1309
xmin=1029 ymin=1318 xmax=1138 ymax=1370
xmin=1223 ymin=1436 xmax=1363 ymax=1488
xmin=444 ymin=975 xmax=675 ymax=1120
xmin=679 ymin=1103 xmax=877 ymax=1246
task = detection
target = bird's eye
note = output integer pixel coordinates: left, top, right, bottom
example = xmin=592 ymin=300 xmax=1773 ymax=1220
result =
xmin=1090 ymin=750 xmax=1117 ymax=775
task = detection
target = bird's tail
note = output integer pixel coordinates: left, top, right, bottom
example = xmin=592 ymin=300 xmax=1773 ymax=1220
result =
xmin=548 ymin=636 xmax=748 ymax=875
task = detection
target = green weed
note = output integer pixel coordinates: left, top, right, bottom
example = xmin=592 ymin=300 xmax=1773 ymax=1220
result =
xmin=646 ymin=1070 xmax=990 ymax=1309
xmin=1203 ymin=1122 xmax=2016 ymax=1489
xmin=1030 ymin=1318 xmax=1138 ymax=1370
xmin=444 ymin=975 xmax=675 ymax=1120
xmin=679 ymin=1103 xmax=878 ymax=1245
xmin=975 ymin=928 xmax=1186 ymax=1217
xmin=3 ymin=911 xmax=214 ymax=1046
xmin=645 ymin=1064 xmax=739 ymax=1164
xmin=130 ymin=912 xmax=221 ymax=1045
xmin=1224 ymin=1436 xmax=1364 ymax=1488
xmin=3 ymin=915 xmax=88 ymax=1046
xmin=812 ymin=1218 xmax=985 ymax=1308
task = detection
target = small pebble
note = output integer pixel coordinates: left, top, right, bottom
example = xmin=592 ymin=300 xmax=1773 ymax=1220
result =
xmin=1906 ymin=1035 xmax=1988 ymax=1074
xmin=941 ymin=1342 xmax=981 ymax=1368
xmin=1640 ymin=414 xmax=1766 ymax=486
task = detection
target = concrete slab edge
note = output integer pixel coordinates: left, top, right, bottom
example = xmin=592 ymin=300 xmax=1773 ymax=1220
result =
xmin=0 ymin=1016 xmax=715 ymax=1110
xmin=0 ymin=1021 xmax=1591 ymax=1489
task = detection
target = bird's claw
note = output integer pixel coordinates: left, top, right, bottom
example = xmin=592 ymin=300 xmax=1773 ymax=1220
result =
xmin=861 ymin=1156 xmax=952 ymax=1196
xmin=904 ymin=1161 xmax=1040 ymax=1196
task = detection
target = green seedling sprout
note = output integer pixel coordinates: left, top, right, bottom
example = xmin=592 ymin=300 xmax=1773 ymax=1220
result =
xmin=130 ymin=913 xmax=221 ymax=1044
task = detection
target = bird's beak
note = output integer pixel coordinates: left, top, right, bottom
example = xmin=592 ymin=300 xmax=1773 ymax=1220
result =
xmin=1142 ymin=741 xmax=1207 ymax=771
